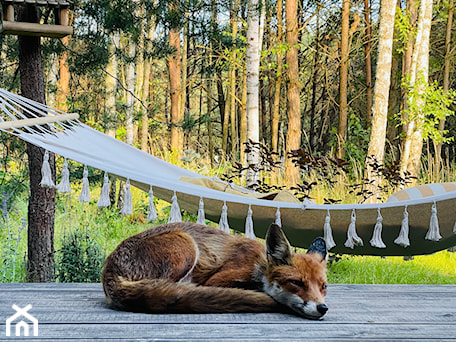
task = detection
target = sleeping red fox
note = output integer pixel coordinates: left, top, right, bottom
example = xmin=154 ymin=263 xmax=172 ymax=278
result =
xmin=102 ymin=222 xmax=328 ymax=319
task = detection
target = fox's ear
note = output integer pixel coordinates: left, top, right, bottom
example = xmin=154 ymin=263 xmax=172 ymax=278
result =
xmin=266 ymin=224 xmax=293 ymax=266
xmin=307 ymin=237 xmax=327 ymax=262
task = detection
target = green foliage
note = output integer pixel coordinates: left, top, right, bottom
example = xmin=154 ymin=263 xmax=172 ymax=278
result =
xmin=399 ymin=79 xmax=456 ymax=144
xmin=56 ymin=229 xmax=105 ymax=283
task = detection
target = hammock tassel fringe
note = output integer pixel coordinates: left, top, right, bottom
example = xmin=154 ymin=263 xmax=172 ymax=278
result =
xmin=97 ymin=172 xmax=111 ymax=208
xmin=394 ymin=206 xmax=410 ymax=248
xmin=147 ymin=186 xmax=158 ymax=222
xmin=56 ymin=158 xmax=71 ymax=193
xmin=168 ymin=191 xmax=182 ymax=223
xmin=370 ymin=208 xmax=386 ymax=248
xmin=197 ymin=197 xmax=205 ymax=225
xmin=244 ymin=205 xmax=256 ymax=240
xmin=78 ymin=165 xmax=90 ymax=202
xmin=426 ymin=202 xmax=442 ymax=241
xmin=324 ymin=209 xmax=336 ymax=250
xmin=219 ymin=201 xmax=230 ymax=233
xmin=40 ymin=150 xmax=55 ymax=188
xmin=120 ymin=179 xmax=133 ymax=215
xmin=344 ymin=209 xmax=363 ymax=249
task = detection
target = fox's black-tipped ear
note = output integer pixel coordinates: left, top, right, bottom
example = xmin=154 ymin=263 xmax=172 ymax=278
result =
xmin=307 ymin=237 xmax=327 ymax=261
xmin=266 ymin=224 xmax=293 ymax=266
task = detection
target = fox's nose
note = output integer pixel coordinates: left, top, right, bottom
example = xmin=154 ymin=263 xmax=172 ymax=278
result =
xmin=317 ymin=303 xmax=328 ymax=315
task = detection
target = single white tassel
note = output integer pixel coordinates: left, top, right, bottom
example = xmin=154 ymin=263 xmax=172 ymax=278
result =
xmin=197 ymin=197 xmax=206 ymax=225
xmin=78 ymin=165 xmax=90 ymax=203
xmin=344 ymin=209 xmax=363 ymax=249
xmin=120 ymin=179 xmax=133 ymax=215
xmin=219 ymin=201 xmax=230 ymax=233
xmin=40 ymin=150 xmax=55 ymax=188
xmin=370 ymin=208 xmax=386 ymax=248
xmin=168 ymin=191 xmax=182 ymax=223
xmin=147 ymin=186 xmax=158 ymax=222
xmin=97 ymin=172 xmax=111 ymax=208
xmin=394 ymin=206 xmax=410 ymax=248
xmin=324 ymin=209 xmax=336 ymax=250
xmin=426 ymin=202 xmax=442 ymax=241
xmin=56 ymin=159 xmax=71 ymax=193
xmin=244 ymin=205 xmax=256 ymax=240
xmin=275 ymin=207 xmax=282 ymax=227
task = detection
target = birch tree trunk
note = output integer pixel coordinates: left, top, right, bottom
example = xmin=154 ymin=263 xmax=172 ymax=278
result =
xmin=364 ymin=0 xmax=397 ymax=202
xmin=435 ymin=0 xmax=454 ymax=169
xmin=105 ymin=33 xmax=119 ymax=138
xmin=400 ymin=0 xmax=433 ymax=183
xmin=230 ymin=0 xmax=240 ymax=159
xmin=125 ymin=38 xmax=136 ymax=146
xmin=245 ymin=0 xmax=262 ymax=187
xmin=284 ymin=0 xmax=301 ymax=188
xmin=337 ymin=0 xmax=350 ymax=159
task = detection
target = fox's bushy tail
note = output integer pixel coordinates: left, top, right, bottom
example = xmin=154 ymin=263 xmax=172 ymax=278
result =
xmin=104 ymin=277 xmax=284 ymax=314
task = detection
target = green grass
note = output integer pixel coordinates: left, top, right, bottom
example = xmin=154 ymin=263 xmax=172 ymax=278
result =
xmin=328 ymin=252 xmax=456 ymax=284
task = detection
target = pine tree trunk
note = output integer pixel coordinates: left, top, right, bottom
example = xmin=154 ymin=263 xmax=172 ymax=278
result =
xmin=56 ymin=36 xmax=70 ymax=111
xmin=230 ymin=0 xmax=240 ymax=159
xmin=284 ymin=0 xmax=301 ymax=188
xmin=271 ymin=0 xmax=283 ymax=153
xmin=169 ymin=27 xmax=182 ymax=152
xmin=337 ymin=0 xmax=350 ymax=159
xmin=18 ymin=4 xmax=55 ymax=282
xmin=364 ymin=0 xmax=397 ymax=202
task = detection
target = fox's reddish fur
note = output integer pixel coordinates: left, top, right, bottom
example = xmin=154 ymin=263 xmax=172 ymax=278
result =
xmin=102 ymin=222 xmax=328 ymax=319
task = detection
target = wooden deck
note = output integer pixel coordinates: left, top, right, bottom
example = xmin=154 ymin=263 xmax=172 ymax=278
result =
xmin=0 ymin=283 xmax=455 ymax=341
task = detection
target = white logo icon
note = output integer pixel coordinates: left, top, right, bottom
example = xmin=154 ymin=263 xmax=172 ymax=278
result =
xmin=6 ymin=304 xmax=39 ymax=337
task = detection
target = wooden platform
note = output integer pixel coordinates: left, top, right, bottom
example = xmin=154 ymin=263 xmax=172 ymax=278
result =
xmin=0 ymin=283 xmax=454 ymax=341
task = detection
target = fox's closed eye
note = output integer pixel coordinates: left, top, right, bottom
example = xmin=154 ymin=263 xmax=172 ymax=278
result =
xmin=290 ymin=279 xmax=306 ymax=288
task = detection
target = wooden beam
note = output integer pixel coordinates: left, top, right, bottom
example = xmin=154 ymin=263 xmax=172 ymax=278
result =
xmin=0 ymin=20 xmax=73 ymax=37
xmin=0 ymin=113 xmax=79 ymax=129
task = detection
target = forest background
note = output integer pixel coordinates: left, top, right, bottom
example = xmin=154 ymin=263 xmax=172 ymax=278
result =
xmin=0 ymin=0 xmax=456 ymax=283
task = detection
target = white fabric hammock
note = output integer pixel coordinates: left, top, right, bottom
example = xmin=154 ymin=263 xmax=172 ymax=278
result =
xmin=1 ymin=88 xmax=456 ymax=256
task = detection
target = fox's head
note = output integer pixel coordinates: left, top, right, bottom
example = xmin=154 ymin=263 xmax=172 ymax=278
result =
xmin=263 ymin=224 xmax=328 ymax=319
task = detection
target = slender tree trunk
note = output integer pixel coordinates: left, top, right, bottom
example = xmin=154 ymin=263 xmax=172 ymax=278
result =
xmin=364 ymin=0 xmax=373 ymax=125
xmin=105 ymin=33 xmax=119 ymax=138
xmin=364 ymin=0 xmax=397 ymax=202
xmin=272 ymin=0 xmax=283 ymax=153
xmin=230 ymin=0 xmax=240 ymax=159
xmin=240 ymin=69 xmax=247 ymax=163
xmin=401 ymin=0 xmax=418 ymax=134
xmin=56 ymin=36 xmax=70 ymax=111
xmin=284 ymin=0 xmax=301 ymax=188
xmin=337 ymin=0 xmax=350 ymax=159
xmin=169 ymin=27 xmax=182 ymax=152
xmin=18 ymin=4 xmax=55 ymax=282
xmin=125 ymin=39 xmax=136 ymax=145
xmin=245 ymin=0 xmax=262 ymax=186
xmin=181 ymin=16 xmax=189 ymax=147
xmin=435 ymin=0 xmax=454 ymax=169
xmin=400 ymin=0 xmax=433 ymax=183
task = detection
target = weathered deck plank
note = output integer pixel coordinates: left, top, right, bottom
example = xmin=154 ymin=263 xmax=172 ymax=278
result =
xmin=0 ymin=283 xmax=454 ymax=341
